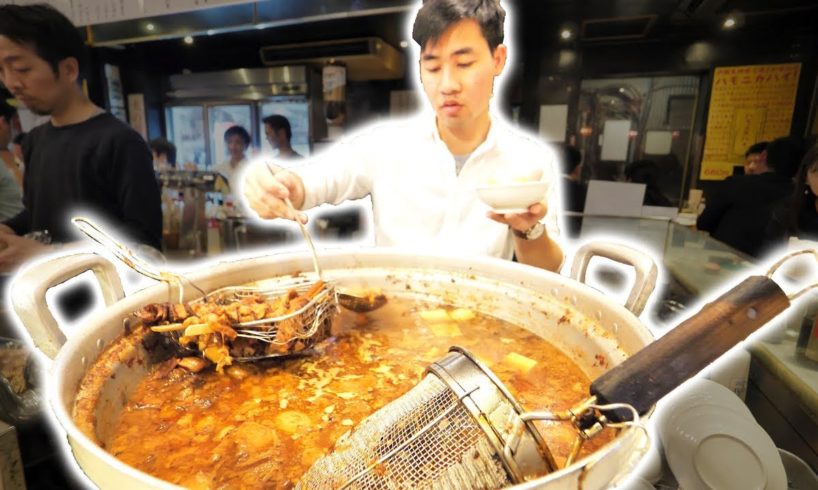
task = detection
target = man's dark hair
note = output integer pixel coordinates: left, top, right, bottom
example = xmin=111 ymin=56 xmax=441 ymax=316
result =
xmin=149 ymin=138 xmax=176 ymax=165
xmin=554 ymin=143 xmax=582 ymax=174
xmin=0 ymin=98 xmax=16 ymax=123
xmin=263 ymin=115 xmax=292 ymax=141
xmin=0 ymin=4 xmax=86 ymax=74
xmin=745 ymin=141 xmax=768 ymax=157
xmin=224 ymin=125 xmax=251 ymax=147
xmin=767 ymin=136 xmax=805 ymax=179
xmin=412 ymin=0 xmax=505 ymax=51
xmin=12 ymin=132 xmax=25 ymax=146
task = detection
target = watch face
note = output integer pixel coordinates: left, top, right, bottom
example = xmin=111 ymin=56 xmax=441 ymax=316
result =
xmin=527 ymin=223 xmax=545 ymax=240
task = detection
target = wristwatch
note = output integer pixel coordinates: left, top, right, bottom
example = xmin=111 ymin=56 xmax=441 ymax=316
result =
xmin=512 ymin=222 xmax=545 ymax=240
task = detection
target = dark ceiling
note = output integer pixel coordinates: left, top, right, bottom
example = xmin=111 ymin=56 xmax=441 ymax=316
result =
xmin=101 ymin=0 xmax=818 ymax=76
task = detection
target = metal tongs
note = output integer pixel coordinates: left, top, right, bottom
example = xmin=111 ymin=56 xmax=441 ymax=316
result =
xmin=506 ymin=249 xmax=818 ymax=470
xmin=71 ymin=216 xmax=204 ymax=303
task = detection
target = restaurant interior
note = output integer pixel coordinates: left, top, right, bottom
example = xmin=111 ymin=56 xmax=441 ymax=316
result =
xmin=2 ymin=0 xmax=818 ymax=489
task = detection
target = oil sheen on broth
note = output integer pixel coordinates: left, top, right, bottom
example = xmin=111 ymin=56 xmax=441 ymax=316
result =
xmin=102 ymin=297 xmax=612 ymax=489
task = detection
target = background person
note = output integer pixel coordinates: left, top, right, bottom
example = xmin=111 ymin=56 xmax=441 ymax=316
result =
xmin=150 ymin=137 xmax=176 ymax=171
xmin=263 ymin=114 xmax=303 ymax=160
xmin=213 ymin=125 xmax=251 ymax=190
xmin=697 ymin=136 xmax=803 ymax=257
xmin=0 ymin=4 xmax=162 ymax=271
xmin=0 ymin=98 xmax=22 ymax=186
xmin=743 ymin=141 xmax=769 ymax=175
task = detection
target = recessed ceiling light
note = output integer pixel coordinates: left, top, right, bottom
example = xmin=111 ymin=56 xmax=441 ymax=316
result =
xmin=619 ymin=87 xmax=626 ymax=93
xmin=183 ymin=35 xmax=194 ymax=45
xmin=560 ymin=29 xmax=573 ymax=40
xmin=146 ymin=23 xmax=155 ymax=32
xmin=399 ymin=40 xmax=409 ymax=48
xmin=723 ymin=17 xmax=736 ymax=29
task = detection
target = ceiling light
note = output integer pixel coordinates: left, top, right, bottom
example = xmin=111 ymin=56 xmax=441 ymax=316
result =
xmin=723 ymin=17 xmax=736 ymax=29
xmin=183 ymin=35 xmax=194 ymax=45
xmin=207 ymin=29 xmax=215 ymax=36
xmin=560 ymin=29 xmax=573 ymax=40
xmin=145 ymin=23 xmax=155 ymax=32
xmin=399 ymin=40 xmax=409 ymax=48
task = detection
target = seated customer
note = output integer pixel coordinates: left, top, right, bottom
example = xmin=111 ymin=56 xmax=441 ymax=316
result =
xmin=625 ymin=160 xmax=672 ymax=206
xmin=743 ymin=141 xmax=769 ymax=175
xmin=765 ymin=144 xmax=818 ymax=245
xmin=697 ymin=137 xmax=801 ymax=257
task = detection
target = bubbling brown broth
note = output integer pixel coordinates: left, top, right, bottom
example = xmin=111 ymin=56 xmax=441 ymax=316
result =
xmin=99 ymin=296 xmax=613 ymax=489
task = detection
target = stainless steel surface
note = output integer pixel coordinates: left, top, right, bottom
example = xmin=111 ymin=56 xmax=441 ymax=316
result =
xmin=168 ymin=67 xmax=310 ymax=99
xmin=170 ymin=66 xmax=308 ymax=91
xmin=10 ymin=254 xmax=125 ymax=359
xmin=11 ymin=247 xmax=657 ymax=489
xmin=86 ymin=1 xmax=414 ymax=49
xmin=570 ymin=241 xmax=659 ymax=316
xmin=259 ymin=38 xmax=405 ymax=81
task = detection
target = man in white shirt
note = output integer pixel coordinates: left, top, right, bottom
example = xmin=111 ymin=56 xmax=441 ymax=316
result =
xmin=243 ymin=0 xmax=563 ymax=271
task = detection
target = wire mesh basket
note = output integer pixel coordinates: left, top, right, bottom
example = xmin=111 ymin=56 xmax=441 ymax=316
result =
xmin=297 ymin=347 xmax=556 ymax=489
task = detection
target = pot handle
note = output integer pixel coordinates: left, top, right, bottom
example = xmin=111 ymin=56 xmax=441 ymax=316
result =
xmin=569 ymin=242 xmax=658 ymax=316
xmin=591 ymin=275 xmax=790 ymax=422
xmin=10 ymin=253 xmax=125 ymax=359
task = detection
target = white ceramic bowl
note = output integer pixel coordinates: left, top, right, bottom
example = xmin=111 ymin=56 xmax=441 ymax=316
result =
xmin=475 ymin=181 xmax=548 ymax=214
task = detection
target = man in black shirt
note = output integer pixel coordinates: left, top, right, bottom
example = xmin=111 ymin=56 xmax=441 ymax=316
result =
xmin=0 ymin=5 xmax=161 ymax=271
xmin=697 ymin=137 xmax=802 ymax=257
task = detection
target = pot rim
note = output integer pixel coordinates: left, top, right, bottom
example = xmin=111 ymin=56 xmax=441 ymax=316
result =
xmin=41 ymin=247 xmax=654 ymax=488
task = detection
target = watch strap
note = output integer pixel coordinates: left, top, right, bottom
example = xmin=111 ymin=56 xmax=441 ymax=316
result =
xmin=512 ymin=222 xmax=545 ymax=240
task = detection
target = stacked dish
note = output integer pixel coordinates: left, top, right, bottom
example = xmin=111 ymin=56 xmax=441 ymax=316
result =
xmin=656 ymin=378 xmax=786 ymax=490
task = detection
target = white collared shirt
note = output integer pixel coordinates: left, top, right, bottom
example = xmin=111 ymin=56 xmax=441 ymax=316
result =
xmin=295 ymin=113 xmax=561 ymax=259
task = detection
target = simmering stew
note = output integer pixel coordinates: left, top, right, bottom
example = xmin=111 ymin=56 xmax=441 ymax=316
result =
xmin=86 ymin=296 xmax=613 ymax=489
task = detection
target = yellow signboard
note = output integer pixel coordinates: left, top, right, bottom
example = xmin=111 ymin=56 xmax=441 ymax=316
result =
xmin=700 ymin=63 xmax=801 ymax=181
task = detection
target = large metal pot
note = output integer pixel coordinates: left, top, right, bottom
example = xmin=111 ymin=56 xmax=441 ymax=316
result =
xmin=9 ymin=244 xmax=660 ymax=489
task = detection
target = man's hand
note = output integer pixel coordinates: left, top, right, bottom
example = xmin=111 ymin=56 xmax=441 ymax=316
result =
xmin=242 ymin=161 xmax=308 ymax=223
xmin=0 ymin=234 xmax=52 ymax=274
xmin=486 ymin=201 xmax=547 ymax=232
xmin=487 ymin=200 xmax=563 ymax=272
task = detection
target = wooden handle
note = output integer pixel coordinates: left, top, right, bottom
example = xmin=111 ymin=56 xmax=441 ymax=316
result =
xmin=590 ymin=275 xmax=789 ymax=422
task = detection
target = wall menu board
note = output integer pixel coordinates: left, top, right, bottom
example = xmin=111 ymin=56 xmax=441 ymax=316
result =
xmin=700 ymin=63 xmax=801 ymax=181
xmin=7 ymin=0 xmax=256 ymax=26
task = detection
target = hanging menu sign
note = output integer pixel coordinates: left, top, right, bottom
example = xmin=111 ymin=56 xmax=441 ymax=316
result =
xmin=700 ymin=63 xmax=801 ymax=181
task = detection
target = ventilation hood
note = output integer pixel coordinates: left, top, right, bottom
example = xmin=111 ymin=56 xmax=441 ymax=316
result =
xmin=259 ymin=37 xmax=404 ymax=81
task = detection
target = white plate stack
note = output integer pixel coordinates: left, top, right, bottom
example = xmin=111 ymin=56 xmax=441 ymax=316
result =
xmin=655 ymin=378 xmax=787 ymax=490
